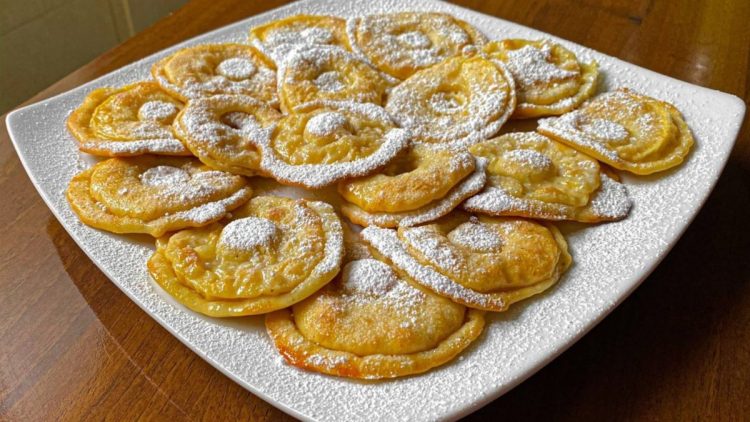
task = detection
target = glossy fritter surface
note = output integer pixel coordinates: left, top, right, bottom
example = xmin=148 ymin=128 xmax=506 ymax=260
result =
xmin=537 ymin=88 xmax=695 ymax=174
xmin=174 ymin=94 xmax=282 ymax=176
xmin=278 ymin=45 xmax=393 ymax=113
xmin=385 ymin=55 xmax=515 ymax=147
xmin=348 ymin=12 xmax=487 ymax=80
xmin=148 ymin=196 xmax=344 ymax=316
xmin=338 ymin=145 xmax=475 ymax=213
xmin=249 ymin=14 xmax=350 ymax=66
xmin=340 ymin=156 xmax=487 ymax=228
xmin=484 ymin=39 xmax=599 ymax=118
xmin=67 ymin=82 xmax=188 ymax=156
xmin=266 ymin=252 xmax=485 ymax=379
xmin=152 ymin=43 xmax=278 ymax=105
xmin=66 ymin=156 xmax=252 ymax=237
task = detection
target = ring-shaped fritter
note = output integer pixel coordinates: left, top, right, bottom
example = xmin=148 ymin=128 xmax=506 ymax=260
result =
xmin=249 ymin=14 xmax=351 ymax=66
xmin=362 ymin=213 xmax=571 ymax=312
xmin=484 ymin=39 xmax=599 ymax=118
xmin=277 ymin=45 xmax=394 ymax=113
xmin=258 ymin=101 xmax=410 ymax=189
xmin=152 ymin=43 xmax=278 ymax=105
xmin=66 ymin=156 xmax=252 ymax=237
xmin=266 ymin=255 xmax=485 ymax=379
xmin=385 ymin=55 xmax=516 ymax=148
xmin=347 ymin=12 xmax=487 ymax=80
xmin=469 ymin=132 xmax=600 ymax=208
xmin=67 ymin=81 xmax=189 ymax=156
xmin=174 ymin=94 xmax=282 ymax=176
xmin=340 ymin=156 xmax=488 ymax=228
xmin=148 ymin=196 xmax=344 ymax=317
xmin=537 ymin=88 xmax=695 ymax=175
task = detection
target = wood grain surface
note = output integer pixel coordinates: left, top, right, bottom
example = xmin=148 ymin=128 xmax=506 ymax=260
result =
xmin=1 ymin=0 xmax=749 ymax=420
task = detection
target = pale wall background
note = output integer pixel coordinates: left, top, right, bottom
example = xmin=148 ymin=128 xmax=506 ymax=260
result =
xmin=0 ymin=0 xmax=188 ymax=114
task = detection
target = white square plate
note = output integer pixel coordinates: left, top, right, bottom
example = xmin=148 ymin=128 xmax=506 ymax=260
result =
xmin=6 ymin=0 xmax=745 ymax=420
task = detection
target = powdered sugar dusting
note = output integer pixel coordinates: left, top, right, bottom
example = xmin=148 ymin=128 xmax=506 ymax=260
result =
xmin=539 ymin=111 xmax=621 ymax=161
xmin=502 ymin=149 xmax=554 ymax=171
xmin=81 ymin=139 xmax=187 ymax=155
xmin=397 ymin=31 xmax=432 ymax=49
xmin=581 ymin=118 xmax=629 ymax=141
xmin=138 ymin=100 xmax=178 ymax=121
xmin=177 ymin=94 xmax=276 ymax=147
xmin=504 ymin=44 xmax=578 ymax=89
xmin=219 ymin=217 xmax=277 ymax=251
xmin=588 ymin=174 xmax=633 ymax=219
xmin=341 ymin=258 xmax=399 ymax=295
xmin=140 ymin=165 xmax=190 ymax=187
xmin=313 ymin=71 xmax=345 ymax=92
xmin=305 ymin=111 xmax=347 ymax=136
xmin=402 ymin=226 xmax=462 ymax=272
xmin=174 ymin=187 xmax=251 ymax=225
xmin=216 ymin=57 xmax=257 ymax=80
xmin=447 ymin=220 xmax=503 ymax=251
xmin=252 ymin=23 xmax=337 ymax=65
xmin=137 ymin=164 xmax=244 ymax=205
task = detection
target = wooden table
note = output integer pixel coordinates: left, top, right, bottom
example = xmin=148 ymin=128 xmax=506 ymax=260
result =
xmin=1 ymin=0 xmax=749 ymax=420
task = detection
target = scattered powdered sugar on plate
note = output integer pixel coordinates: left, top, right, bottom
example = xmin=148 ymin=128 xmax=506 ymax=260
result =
xmin=219 ymin=216 xmax=278 ymax=251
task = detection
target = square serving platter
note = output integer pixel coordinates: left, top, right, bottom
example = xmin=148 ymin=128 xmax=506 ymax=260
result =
xmin=6 ymin=0 xmax=746 ymax=420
